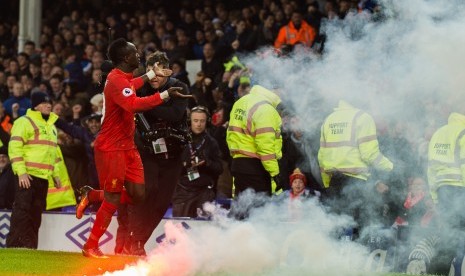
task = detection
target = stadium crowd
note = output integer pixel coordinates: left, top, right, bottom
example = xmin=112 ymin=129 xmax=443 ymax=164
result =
xmin=0 ymin=0 xmax=461 ymax=274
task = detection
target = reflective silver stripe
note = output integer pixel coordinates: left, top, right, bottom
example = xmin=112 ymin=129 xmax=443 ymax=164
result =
xmin=25 ymin=161 xmax=54 ymax=171
xmin=320 ymin=141 xmax=353 ymax=148
xmin=372 ymin=152 xmax=384 ymax=166
xmin=254 ymin=127 xmax=276 ymax=136
xmin=26 ymin=140 xmax=57 ymax=147
xmin=246 ymin=101 xmax=269 ymax=135
xmin=324 ymin=167 xmax=369 ymax=174
xmin=10 ymin=136 xmax=25 ymax=143
xmin=24 ymin=116 xmax=40 ymax=140
xmin=230 ymin=149 xmax=276 ymax=161
xmin=351 ymin=110 xmax=364 ymax=146
xmin=436 ymin=174 xmax=462 ymax=181
xmin=10 ymin=157 xmax=24 ymax=163
xmin=357 ymin=135 xmax=377 ymax=144
xmin=429 ymin=160 xmax=454 ymax=166
xmin=228 ymin=126 xmax=246 ymax=135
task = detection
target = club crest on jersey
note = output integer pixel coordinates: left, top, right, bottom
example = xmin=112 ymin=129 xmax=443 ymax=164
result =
xmin=122 ymin=88 xmax=133 ymax=97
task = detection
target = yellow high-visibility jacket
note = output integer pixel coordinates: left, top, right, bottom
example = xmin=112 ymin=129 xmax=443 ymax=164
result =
xmin=428 ymin=112 xmax=465 ymax=202
xmin=318 ymin=100 xmax=393 ymax=187
xmin=46 ymin=146 xmax=76 ymax=210
xmin=9 ymin=109 xmax=60 ymax=180
xmin=226 ymin=85 xmax=282 ymax=177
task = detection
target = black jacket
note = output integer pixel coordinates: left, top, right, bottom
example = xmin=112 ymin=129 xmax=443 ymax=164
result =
xmin=136 ymin=77 xmax=189 ymax=158
xmin=179 ymin=132 xmax=223 ymax=190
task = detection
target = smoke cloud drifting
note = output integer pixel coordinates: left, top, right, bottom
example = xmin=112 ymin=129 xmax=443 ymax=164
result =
xmin=106 ymin=0 xmax=465 ymax=275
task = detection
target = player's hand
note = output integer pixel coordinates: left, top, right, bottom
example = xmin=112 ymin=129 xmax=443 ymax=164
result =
xmin=166 ymin=87 xmax=193 ymax=98
xmin=154 ymin=62 xmax=172 ymax=77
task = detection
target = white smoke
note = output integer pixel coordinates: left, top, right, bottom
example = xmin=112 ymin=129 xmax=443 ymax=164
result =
xmin=106 ymin=194 xmax=370 ymax=276
xmin=106 ymin=0 xmax=465 ymax=275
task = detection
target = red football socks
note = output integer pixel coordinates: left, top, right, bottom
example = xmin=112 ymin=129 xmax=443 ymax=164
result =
xmin=85 ymin=200 xmax=117 ymax=248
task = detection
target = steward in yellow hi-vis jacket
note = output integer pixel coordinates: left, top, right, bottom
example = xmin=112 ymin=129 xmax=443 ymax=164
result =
xmin=318 ymin=100 xmax=392 ymax=227
xmin=227 ymin=85 xmax=282 ymax=197
xmin=427 ymin=112 xmax=465 ymax=275
xmin=6 ymin=92 xmax=62 ymax=249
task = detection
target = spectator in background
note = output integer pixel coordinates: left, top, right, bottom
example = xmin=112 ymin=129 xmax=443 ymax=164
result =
xmin=249 ymin=12 xmax=278 ymax=49
xmin=6 ymin=92 xmax=62 ymax=249
xmin=192 ymin=30 xmax=206 ymax=60
xmin=49 ymin=74 xmax=64 ymax=101
xmin=201 ymin=42 xmax=224 ymax=86
xmin=17 ymin=52 xmax=30 ymax=76
xmin=172 ymin=106 xmax=223 ymax=218
xmin=275 ymin=168 xmax=321 ymax=201
xmin=40 ymin=62 xmax=52 ymax=82
xmin=5 ymin=59 xmax=19 ymax=78
xmin=29 ymin=62 xmax=42 ymax=87
xmin=55 ymin=108 xmax=102 ymax=197
xmin=3 ymin=82 xmax=31 ymax=118
xmin=274 ymin=10 xmax=316 ymax=51
xmin=279 ymin=114 xmax=322 ymax=192
xmin=0 ymin=146 xmax=14 ymax=209
xmin=171 ymin=59 xmax=191 ymax=87
xmin=0 ymin=71 xmax=9 ymax=101
xmin=0 ymin=101 xmax=13 ymax=139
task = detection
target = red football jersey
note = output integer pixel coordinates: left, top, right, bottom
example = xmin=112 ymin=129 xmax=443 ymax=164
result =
xmin=94 ymin=68 xmax=163 ymax=151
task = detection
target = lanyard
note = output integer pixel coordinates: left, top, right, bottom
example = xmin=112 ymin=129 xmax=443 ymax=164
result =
xmin=189 ymin=137 xmax=206 ymax=154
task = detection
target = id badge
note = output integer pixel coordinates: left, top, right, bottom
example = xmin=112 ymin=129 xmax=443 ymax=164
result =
xmin=152 ymin=138 xmax=167 ymax=154
xmin=187 ymin=167 xmax=200 ymax=181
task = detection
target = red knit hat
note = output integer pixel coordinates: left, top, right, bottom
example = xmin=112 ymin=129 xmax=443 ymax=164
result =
xmin=289 ymin=168 xmax=306 ymax=185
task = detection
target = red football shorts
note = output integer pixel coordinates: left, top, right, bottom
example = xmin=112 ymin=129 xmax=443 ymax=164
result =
xmin=94 ymin=148 xmax=144 ymax=192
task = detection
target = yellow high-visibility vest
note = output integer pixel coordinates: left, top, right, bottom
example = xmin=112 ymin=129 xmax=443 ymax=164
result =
xmin=318 ymin=100 xmax=393 ymax=188
xmin=9 ymin=109 xmax=60 ymax=179
xmin=428 ymin=112 xmax=465 ymax=202
xmin=227 ymin=85 xmax=282 ymax=179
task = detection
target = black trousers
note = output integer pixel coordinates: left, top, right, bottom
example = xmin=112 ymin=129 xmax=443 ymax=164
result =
xmin=231 ymin=158 xmax=272 ymax=197
xmin=6 ymin=176 xmax=48 ymax=249
xmin=229 ymin=158 xmax=272 ymax=220
xmin=323 ymin=173 xmax=367 ymax=229
xmin=127 ymin=151 xmax=183 ymax=244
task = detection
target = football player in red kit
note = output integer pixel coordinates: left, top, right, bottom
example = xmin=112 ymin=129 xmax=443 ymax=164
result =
xmin=81 ymin=38 xmax=191 ymax=258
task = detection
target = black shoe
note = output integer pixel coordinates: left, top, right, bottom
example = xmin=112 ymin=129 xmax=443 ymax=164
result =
xmin=122 ymin=240 xmax=146 ymax=256
xmin=82 ymin=244 xmax=109 ymax=259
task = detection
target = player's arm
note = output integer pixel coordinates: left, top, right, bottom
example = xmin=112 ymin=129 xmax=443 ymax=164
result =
xmin=111 ymin=77 xmax=187 ymax=113
xmin=130 ymin=63 xmax=173 ymax=90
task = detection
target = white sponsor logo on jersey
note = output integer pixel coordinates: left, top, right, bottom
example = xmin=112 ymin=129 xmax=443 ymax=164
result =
xmin=122 ymin=88 xmax=134 ymax=97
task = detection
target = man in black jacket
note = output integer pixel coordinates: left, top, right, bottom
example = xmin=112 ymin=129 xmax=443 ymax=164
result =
xmin=124 ymin=51 xmax=190 ymax=256
xmin=172 ymin=106 xmax=223 ymax=218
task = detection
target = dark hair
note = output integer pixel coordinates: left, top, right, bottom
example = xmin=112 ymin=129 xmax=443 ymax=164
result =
xmin=107 ymin=38 xmax=129 ymax=65
xmin=24 ymin=40 xmax=35 ymax=47
xmin=145 ymin=51 xmax=169 ymax=68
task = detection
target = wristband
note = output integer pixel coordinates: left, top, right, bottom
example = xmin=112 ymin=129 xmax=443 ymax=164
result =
xmin=146 ymin=70 xmax=156 ymax=80
xmin=160 ymin=90 xmax=170 ymax=100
